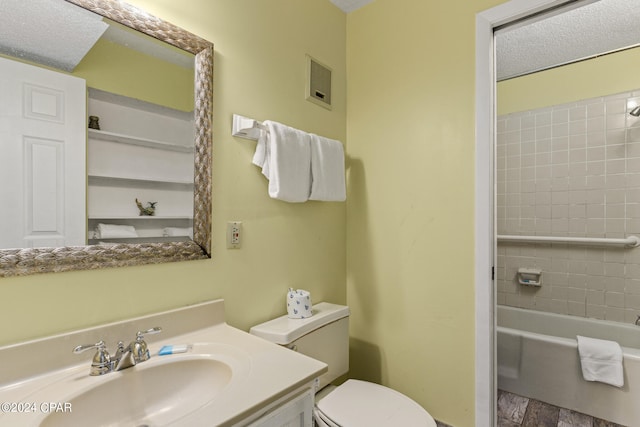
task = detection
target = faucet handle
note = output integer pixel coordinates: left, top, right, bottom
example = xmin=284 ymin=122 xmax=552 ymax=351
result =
xmin=73 ymin=340 xmax=106 ymax=355
xmin=136 ymin=326 xmax=162 ymax=339
xmin=73 ymin=340 xmax=112 ymax=376
xmin=132 ymin=327 xmax=162 ymax=363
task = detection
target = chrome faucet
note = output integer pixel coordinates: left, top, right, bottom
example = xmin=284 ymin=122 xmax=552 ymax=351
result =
xmin=74 ymin=327 xmax=162 ymax=376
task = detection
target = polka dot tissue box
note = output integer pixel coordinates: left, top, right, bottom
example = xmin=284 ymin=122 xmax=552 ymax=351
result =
xmin=287 ymin=288 xmax=313 ymax=319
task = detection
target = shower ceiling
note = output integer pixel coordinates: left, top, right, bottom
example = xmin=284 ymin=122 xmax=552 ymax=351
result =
xmin=496 ymin=0 xmax=640 ymax=81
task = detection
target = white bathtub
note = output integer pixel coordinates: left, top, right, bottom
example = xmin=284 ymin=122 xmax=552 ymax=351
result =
xmin=497 ymin=305 xmax=640 ymax=426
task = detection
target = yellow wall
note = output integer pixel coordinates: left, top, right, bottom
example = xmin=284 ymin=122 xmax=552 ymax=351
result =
xmin=0 ymin=0 xmax=347 ymax=353
xmin=498 ymin=46 xmax=640 ymax=115
xmin=75 ymin=38 xmax=194 ymax=111
xmin=1 ymin=38 xmax=194 ymax=112
xmin=346 ymin=1 xmax=500 ymax=425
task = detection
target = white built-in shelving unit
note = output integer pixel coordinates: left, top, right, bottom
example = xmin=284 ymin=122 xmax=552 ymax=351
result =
xmin=87 ymin=88 xmax=195 ymax=244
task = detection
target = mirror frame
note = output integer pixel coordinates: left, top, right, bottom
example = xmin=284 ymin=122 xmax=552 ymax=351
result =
xmin=0 ymin=0 xmax=212 ymax=277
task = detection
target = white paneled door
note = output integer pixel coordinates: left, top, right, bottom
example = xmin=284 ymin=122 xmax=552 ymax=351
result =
xmin=0 ymin=57 xmax=86 ymax=249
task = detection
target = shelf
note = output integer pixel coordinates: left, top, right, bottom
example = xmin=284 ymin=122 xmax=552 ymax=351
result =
xmin=89 ymin=216 xmax=192 ymax=220
xmin=88 ymin=129 xmax=194 ymax=153
xmin=89 ymin=236 xmax=191 ymax=244
xmin=88 ymin=174 xmax=193 ymax=188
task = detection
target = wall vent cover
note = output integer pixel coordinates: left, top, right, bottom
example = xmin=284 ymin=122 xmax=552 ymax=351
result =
xmin=306 ymin=54 xmax=332 ymax=110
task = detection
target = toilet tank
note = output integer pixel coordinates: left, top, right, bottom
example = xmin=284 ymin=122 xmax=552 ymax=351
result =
xmin=250 ymin=302 xmax=350 ymax=389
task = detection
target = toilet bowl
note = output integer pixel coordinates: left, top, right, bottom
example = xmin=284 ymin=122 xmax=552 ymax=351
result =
xmin=250 ymin=302 xmax=437 ymax=427
xmin=314 ymin=380 xmax=436 ymax=427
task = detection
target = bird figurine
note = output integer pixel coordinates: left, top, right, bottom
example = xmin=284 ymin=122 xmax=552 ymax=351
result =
xmin=135 ymin=199 xmax=157 ymax=216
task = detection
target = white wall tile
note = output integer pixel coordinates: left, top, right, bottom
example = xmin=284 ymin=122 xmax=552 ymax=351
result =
xmin=570 ymin=134 xmax=587 ymax=149
xmin=586 ymin=289 xmax=605 ymax=304
xmin=604 ymin=307 xmax=625 ymax=322
xmin=587 ymin=131 xmax=605 ymax=147
xmin=586 ymin=304 xmax=605 ymax=319
xmin=587 ymin=102 xmax=605 ymax=117
xmin=606 ymin=129 xmax=626 ymax=145
xmin=568 ymin=301 xmax=586 ymax=316
xmin=606 ymin=98 xmax=627 ymax=114
xmin=606 ymin=114 xmax=626 ymax=130
xmin=498 ymin=89 xmax=640 ymax=324
xmin=625 ymin=294 xmax=640 ymax=310
xmin=587 ymin=117 xmax=605 ymax=134
xmin=570 ymin=106 xmax=587 ymax=121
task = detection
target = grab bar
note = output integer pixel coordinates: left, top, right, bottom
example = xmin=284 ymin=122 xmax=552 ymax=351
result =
xmin=497 ymin=235 xmax=640 ymax=247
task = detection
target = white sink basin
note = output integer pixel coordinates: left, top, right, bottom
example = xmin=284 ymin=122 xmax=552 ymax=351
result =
xmin=0 ymin=343 xmax=252 ymax=427
xmin=40 ymin=357 xmax=232 ymax=427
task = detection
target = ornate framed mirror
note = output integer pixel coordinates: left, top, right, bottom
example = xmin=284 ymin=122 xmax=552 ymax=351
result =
xmin=0 ymin=0 xmax=212 ymax=277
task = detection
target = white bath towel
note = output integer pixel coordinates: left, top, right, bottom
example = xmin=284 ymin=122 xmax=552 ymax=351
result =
xmin=94 ymin=223 xmax=138 ymax=239
xmin=253 ymin=120 xmax=312 ymax=203
xmin=576 ymin=335 xmax=624 ymax=387
xmin=309 ymin=134 xmax=346 ymax=202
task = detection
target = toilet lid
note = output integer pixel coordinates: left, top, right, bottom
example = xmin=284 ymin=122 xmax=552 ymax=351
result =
xmin=316 ymin=380 xmax=437 ymax=427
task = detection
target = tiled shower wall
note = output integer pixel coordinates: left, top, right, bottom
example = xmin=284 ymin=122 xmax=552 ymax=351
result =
xmin=497 ymin=89 xmax=640 ymax=324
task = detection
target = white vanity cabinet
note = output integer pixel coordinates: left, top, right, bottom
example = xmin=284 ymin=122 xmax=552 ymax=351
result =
xmin=86 ymin=89 xmax=194 ymax=243
xmin=240 ymin=387 xmax=315 ymax=427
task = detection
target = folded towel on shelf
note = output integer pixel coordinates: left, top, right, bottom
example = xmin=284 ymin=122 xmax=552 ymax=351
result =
xmin=94 ymin=223 xmax=138 ymax=239
xmin=309 ymin=134 xmax=346 ymax=201
xmin=253 ymin=120 xmax=312 ymax=203
xmin=162 ymin=227 xmax=193 ymax=238
xmin=576 ymin=335 xmax=624 ymax=387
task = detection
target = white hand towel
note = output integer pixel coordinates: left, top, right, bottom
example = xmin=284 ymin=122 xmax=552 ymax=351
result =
xmin=253 ymin=120 xmax=312 ymax=203
xmin=309 ymin=134 xmax=346 ymax=201
xmin=252 ymin=129 xmax=270 ymax=179
xmin=95 ymin=223 xmax=138 ymax=239
xmin=576 ymin=335 xmax=624 ymax=387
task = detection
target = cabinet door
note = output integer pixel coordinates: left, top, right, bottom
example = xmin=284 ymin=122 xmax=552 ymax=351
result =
xmin=247 ymin=389 xmax=314 ymax=427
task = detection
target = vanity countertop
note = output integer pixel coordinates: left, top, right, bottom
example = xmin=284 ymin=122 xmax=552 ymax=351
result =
xmin=0 ymin=300 xmax=327 ymax=426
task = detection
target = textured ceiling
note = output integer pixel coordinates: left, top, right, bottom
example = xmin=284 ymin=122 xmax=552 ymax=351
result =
xmin=0 ymin=0 xmax=107 ymax=72
xmin=330 ymin=0 xmax=375 ymax=13
xmin=496 ymin=0 xmax=640 ymax=81
xmin=5 ymin=0 xmax=630 ymax=79
xmin=0 ymin=1 xmax=192 ymax=73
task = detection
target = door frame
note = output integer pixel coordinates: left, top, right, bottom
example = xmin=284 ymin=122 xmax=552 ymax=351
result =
xmin=474 ymin=1 xmax=573 ymax=425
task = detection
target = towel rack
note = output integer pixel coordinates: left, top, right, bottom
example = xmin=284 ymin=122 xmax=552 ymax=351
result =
xmin=497 ymin=234 xmax=640 ymax=247
xmin=232 ymin=114 xmax=267 ymax=141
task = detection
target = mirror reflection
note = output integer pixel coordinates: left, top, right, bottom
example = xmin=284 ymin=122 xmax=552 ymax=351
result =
xmin=0 ymin=0 xmax=196 ymax=250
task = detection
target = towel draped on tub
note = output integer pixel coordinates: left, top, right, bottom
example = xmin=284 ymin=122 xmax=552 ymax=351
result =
xmin=576 ymin=335 xmax=624 ymax=387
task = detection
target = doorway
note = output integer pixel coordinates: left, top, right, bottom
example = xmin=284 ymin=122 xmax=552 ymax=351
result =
xmin=477 ymin=0 xmax=640 ymax=426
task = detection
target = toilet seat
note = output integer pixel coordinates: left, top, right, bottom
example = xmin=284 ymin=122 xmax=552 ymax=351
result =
xmin=314 ymin=379 xmax=437 ymax=427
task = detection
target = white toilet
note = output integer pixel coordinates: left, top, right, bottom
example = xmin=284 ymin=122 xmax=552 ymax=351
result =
xmin=250 ymin=302 xmax=437 ymax=427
